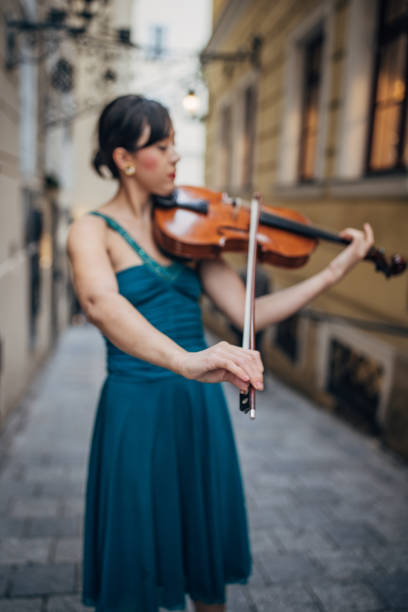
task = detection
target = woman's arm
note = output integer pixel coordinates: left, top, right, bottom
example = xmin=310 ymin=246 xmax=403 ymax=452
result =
xmin=67 ymin=215 xmax=263 ymax=390
xmin=200 ymin=223 xmax=374 ymax=332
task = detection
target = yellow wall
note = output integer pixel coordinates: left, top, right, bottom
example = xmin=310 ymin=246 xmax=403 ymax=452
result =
xmin=203 ymin=0 xmax=408 ymax=456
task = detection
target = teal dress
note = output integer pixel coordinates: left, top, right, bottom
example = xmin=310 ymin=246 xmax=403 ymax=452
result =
xmin=82 ymin=212 xmax=252 ymax=612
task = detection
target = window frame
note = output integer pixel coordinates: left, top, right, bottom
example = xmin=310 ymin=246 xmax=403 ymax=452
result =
xmin=365 ymin=0 xmax=408 ymax=176
xmin=298 ymin=30 xmax=325 ymax=184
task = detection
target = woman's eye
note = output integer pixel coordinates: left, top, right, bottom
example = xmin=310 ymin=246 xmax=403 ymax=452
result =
xmin=158 ymin=145 xmax=168 ymax=151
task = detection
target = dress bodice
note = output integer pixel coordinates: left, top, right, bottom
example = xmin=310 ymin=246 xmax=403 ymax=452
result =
xmin=88 ymin=211 xmax=207 ymax=380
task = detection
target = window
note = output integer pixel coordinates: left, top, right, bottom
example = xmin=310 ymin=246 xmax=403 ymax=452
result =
xmin=275 ymin=314 xmax=299 ymax=363
xmin=23 ymin=189 xmax=43 ymax=350
xmin=148 ymin=25 xmax=167 ymax=59
xmin=366 ymin=0 xmax=408 ymax=173
xmin=241 ymin=84 xmax=257 ymax=190
xmin=298 ymin=31 xmax=324 ymax=182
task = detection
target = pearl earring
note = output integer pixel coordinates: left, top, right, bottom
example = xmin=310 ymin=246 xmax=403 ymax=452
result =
xmin=124 ymin=165 xmax=136 ymax=176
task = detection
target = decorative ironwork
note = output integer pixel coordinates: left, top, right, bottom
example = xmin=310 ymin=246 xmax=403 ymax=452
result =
xmin=3 ymin=0 xmax=136 ymax=69
xmin=50 ymin=58 xmax=74 ymax=93
xmin=326 ymin=338 xmax=384 ymax=433
xmin=200 ymin=36 xmax=263 ymax=69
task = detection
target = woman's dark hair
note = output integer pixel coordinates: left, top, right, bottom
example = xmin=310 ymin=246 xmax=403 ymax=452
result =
xmin=92 ymin=94 xmax=171 ymax=179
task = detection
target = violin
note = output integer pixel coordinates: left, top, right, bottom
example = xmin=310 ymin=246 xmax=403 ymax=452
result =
xmin=152 ymin=185 xmax=406 ymax=419
xmin=153 ymin=185 xmax=406 ymax=278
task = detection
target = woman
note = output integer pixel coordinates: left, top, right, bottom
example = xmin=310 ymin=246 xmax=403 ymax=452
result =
xmin=67 ymin=94 xmax=373 ymax=612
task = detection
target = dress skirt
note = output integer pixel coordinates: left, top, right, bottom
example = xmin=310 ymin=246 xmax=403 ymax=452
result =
xmin=82 ymin=372 xmax=252 ymax=612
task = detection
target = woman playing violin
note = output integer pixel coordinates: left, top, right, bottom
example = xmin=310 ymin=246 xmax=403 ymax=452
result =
xmin=67 ymin=94 xmax=374 ymax=612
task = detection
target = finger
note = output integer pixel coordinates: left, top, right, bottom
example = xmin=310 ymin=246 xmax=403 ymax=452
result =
xmin=222 ymin=345 xmax=264 ymax=388
xmin=225 ymin=344 xmax=264 ymax=374
xmin=222 ymin=371 xmax=250 ymax=391
xmin=339 ymin=227 xmax=355 ymax=240
xmin=363 ymin=222 xmax=374 ymax=245
xmin=212 ymin=356 xmax=250 ymax=385
xmin=251 ymin=349 xmax=264 ymax=372
xmin=339 ymin=228 xmax=362 ymax=242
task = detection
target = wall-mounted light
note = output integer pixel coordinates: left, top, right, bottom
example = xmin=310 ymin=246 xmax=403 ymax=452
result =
xmin=182 ymin=89 xmax=201 ymax=116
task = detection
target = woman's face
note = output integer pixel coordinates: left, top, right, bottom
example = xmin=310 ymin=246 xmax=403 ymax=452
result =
xmin=130 ymin=123 xmax=180 ymax=196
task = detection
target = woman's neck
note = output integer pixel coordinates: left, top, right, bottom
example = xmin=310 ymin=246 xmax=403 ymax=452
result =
xmin=114 ymin=180 xmax=152 ymax=221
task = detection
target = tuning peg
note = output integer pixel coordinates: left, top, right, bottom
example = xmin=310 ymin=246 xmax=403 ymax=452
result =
xmin=390 ymin=254 xmax=407 ymax=277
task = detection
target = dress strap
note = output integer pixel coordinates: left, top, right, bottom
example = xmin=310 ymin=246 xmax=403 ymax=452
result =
xmin=88 ymin=210 xmax=181 ymax=281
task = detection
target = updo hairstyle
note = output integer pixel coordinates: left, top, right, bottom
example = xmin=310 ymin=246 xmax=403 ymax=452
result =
xmin=92 ymin=94 xmax=171 ymax=179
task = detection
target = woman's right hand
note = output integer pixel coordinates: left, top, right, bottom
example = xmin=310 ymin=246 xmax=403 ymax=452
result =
xmin=177 ymin=341 xmax=264 ymax=391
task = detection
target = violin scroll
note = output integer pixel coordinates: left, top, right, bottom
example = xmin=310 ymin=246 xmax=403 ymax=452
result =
xmin=365 ymin=247 xmax=406 ymax=279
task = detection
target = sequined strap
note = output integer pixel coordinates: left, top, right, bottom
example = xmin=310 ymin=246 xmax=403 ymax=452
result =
xmin=88 ymin=210 xmax=181 ymax=281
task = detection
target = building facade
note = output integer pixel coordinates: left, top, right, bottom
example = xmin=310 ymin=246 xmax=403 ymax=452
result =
xmin=0 ymin=0 xmax=74 ymax=428
xmin=202 ymin=0 xmax=408 ymax=456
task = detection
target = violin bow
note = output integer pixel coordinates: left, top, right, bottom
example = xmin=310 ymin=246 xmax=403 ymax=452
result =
xmin=240 ymin=194 xmax=261 ymax=420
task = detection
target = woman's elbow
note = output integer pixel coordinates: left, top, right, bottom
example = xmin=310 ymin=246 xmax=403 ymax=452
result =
xmin=82 ymin=293 xmax=107 ymax=326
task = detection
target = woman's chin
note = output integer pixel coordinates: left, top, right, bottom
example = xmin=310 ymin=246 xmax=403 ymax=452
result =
xmin=153 ymin=184 xmax=176 ymax=197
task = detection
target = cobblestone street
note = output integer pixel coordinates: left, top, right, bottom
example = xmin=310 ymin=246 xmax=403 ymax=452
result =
xmin=0 ymin=325 xmax=407 ymax=611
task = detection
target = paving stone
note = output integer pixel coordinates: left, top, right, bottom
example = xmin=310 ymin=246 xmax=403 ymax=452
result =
xmin=225 ymin=584 xmax=253 ymax=611
xmin=366 ymin=544 xmax=408 ymax=574
xmin=369 ymin=517 xmax=408 ymax=546
xmin=321 ymin=519 xmax=387 ymax=549
xmin=252 ymin=472 xmax=301 ymax=490
xmin=366 ymin=570 xmax=408 ymax=608
xmin=0 ymin=599 xmax=42 ymax=611
xmin=250 ymin=490 xmax=295 ymax=508
xmin=0 ymin=537 xmax=51 ymax=564
xmin=291 ymin=485 xmax=341 ymax=506
xmin=256 ymin=550 xmax=322 ymax=584
xmin=249 ymin=582 xmax=319 ymax=612
xmin=54 ymin=539 xmax=82 ymax=563
xmin=60 ymin=499 xmax=84 ymax=518
xmin=247 ymin=558 xmax=269 ymax=589
xmin=10 ymin=498 xmax=60 ymax=519
xmin=283 ymin=505 xmax=334 ymax=528
xmin=39 ymin=481 xmax=84 ymax=497
xmin=272 ymin=525 xmax=338 ymax=553
xmin=0 ymin=518 xmax=26 ymax=538
xmin=248 ymin=508 xmax=288 ymax=530
xmin=249 ymin=529 xmax=283 ymax=554
xmin=0 ymin=566 xmax=12 ymax=597
xmin=10 ymin=563 xmax=76 ymax=597
xmin=307 ymin=548 xmax=383 ymax=581
xmin=309 ymin=580 xmax=386 ymax=612
xmin=0 ymin=480 xmax=38 ymax=499
xmin=24 ymin=466 xmax=67 ymax=482
xmin=25 ymin=517 xmax=80 ymax=539
xmin=46 ymin=594 xmax=88 ymax=611
xmin=0 ymin=499 xmax=11 ymax=518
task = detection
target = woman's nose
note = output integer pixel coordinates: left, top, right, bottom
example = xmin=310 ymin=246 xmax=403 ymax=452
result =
xmin=172 ymin=149 xmax=180 ymax=163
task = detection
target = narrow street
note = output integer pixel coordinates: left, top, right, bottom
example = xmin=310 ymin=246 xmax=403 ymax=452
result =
xmin=0 ymin=324 xmax=407 ymax=612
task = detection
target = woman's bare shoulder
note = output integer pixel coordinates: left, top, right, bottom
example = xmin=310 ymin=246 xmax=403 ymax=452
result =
xmin=67 ymin=211 xmax=107 ymax=257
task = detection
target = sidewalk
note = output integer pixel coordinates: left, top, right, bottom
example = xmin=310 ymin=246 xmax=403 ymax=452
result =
xmin=0 ymin=324 xmax=407 ymax=612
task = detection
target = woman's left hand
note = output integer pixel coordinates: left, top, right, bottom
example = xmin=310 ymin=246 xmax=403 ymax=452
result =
xmin=325 ymin=222 xmax=374 ymax=284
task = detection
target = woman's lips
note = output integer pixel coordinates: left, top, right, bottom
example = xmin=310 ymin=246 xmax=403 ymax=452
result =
xmin=168 ymin=173 xmax=176 ymax=180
